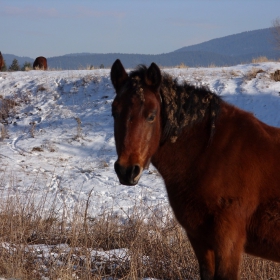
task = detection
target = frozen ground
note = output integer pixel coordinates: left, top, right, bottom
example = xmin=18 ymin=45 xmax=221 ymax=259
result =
xmin=1 ymin=62 xmax=280 ymax=279
xmin=1 ymin=62 xmax=280 ymax=219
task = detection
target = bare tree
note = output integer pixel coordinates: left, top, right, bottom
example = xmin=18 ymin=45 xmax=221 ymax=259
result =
xmin=271 ymin=17 xmax=280 ymax=49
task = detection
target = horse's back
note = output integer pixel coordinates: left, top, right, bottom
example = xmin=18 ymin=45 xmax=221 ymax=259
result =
xmin=33 ymin=56 xmax=48 ymax=70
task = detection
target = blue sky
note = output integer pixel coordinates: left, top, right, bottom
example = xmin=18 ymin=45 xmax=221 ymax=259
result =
xmin=1 ymin=0 xmax=280 ymax=58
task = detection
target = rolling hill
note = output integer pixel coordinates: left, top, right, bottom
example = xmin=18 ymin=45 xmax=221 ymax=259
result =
xmin=2 ymin=28 xmax=280 ymax=69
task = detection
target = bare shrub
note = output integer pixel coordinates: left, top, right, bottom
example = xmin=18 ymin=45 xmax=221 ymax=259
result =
xmin=0 ymin=96 xmax=18 ymax=124
xmin=21 ymin=62 xmax=32 ymax=71
xmin=73 ymin=117 xmax=82 ymax=140
xmin=243 ymin=68 xmax=265 ymax=81
xmin=270 ymin=69 xmax=280 ymax=82
xmin=229 ymin=70 xmax=241 ymax=77
xmin=29 ymin=121 xmax=36 ymax=138
xmin=31 ymin=146 xmax=44 ymax=152
xmin=37 ymin=85 xmax=47 ymax=92
xmin=0 ymin=91 xmax=31 ymax=126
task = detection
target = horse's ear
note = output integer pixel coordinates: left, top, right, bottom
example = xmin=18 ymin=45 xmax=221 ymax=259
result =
xmin=146 ymin=62 xmax=162 ymax=89
xmin=111 ymin=59 xmax=128 ymax=93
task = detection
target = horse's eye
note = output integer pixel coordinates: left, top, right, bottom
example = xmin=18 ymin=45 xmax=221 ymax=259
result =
xmin=147 ymin=114 xmax=156 ymax=122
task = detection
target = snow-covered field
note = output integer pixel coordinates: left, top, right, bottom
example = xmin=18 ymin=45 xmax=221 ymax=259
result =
xmin=1 ymin=62 xmax=280 ymax=219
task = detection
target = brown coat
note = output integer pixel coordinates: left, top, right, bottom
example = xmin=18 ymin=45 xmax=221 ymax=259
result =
xmin=0 ymin=52 xmax=5 ymax=70
xmin=110 ymin=59 xmax=280 ymax=280
xmin=33 ymin=56 xmax=48 ymax=70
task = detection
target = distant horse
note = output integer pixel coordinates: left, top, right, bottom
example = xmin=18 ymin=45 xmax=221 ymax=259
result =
xmin=110 ymin=59 xmax=280 ymax=280
xmin=33 ymin=56 xmax=48 ymax=70
xmin=0 ymin=52 xmax=4 ymax=71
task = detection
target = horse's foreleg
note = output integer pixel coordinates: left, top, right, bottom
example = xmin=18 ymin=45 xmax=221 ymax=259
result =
xmin=213 ymin=232 xmax=245 ymax=280
xmin=187 ymin=234 xmax=215 ymax=280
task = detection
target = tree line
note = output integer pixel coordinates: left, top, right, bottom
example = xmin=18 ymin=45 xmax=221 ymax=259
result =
xmin=1 ymin=58 xmax=32 ymax=72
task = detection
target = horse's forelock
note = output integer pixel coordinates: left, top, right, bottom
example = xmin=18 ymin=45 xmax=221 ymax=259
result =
xmin=118 ymin=65 xmax=149 ymax=102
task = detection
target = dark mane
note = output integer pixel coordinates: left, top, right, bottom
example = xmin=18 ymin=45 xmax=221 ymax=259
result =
xmin=129 ymin=64 xmax=148 ymax=79
xmin=160 ymin=72 xmax=222 ymax=143
xmin=123 ymin=65 xmax=222 ymax=144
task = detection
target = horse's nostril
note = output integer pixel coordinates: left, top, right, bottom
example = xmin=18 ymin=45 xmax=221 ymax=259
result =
xmin=114 ymin=161 xmax=124 ymax=176
xmin=131 ymin=164 xmax=141 ymax=180
xmin=114 ymin=162 xmax=142 ymax=185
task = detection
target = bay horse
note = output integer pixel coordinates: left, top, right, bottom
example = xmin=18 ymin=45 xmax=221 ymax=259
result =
xmin=110 ymin=59 xmax=280 ymax=280
xmin=33 ymin=56 xmax=48 ymax=70
xmin=0 ymin=51 xmax=4 ymax=71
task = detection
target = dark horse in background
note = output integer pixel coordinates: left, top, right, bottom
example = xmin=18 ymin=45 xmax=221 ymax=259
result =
xmin=33 ymin=56 xmax=48 ymax=70
xmin=0 ymin=51 xmax=5 ymax=71
xmin=110 ymin=59 xmax=280 ymax=280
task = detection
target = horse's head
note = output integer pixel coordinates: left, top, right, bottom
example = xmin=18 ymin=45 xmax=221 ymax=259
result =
xmin=111 ymin=59 xmax=162 ymax=185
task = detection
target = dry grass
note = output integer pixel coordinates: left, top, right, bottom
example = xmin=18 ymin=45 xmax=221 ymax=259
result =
xmin=270 ymin=69 xmax=280 ymax=82
xmin=175 ymin=63 xmax=188 ymax=69
xmin=0 ymin=123 xmax=8 ymax=141
xmin=251 ymin=57 xmax=280 ymax=64
xmin=78 ymin=65 xmax=95 ymax=70
xmin=23 ymin=66 xmax=32 ymax=71
xmin=0 ymin=185 xmax=279 ymax=280
xmin=207 ymin=63 xmax=217 ymax=68
xmin=243 ymin=67 xmax=265 ymax=81
xmin=228 ymin=69 xmax=242 ymax=77
xmin=252 ymin=56 xmax=270 ymax=63
xmin=0 ymin=189 xmax=199 ymax=279
xmin=0 ymin=95 xmax=18 ymax=124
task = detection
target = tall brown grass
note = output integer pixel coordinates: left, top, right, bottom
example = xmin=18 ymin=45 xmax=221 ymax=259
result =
xmin=251 ymin=56 xmax=270 ymax=63
xmin=0 ymin=185 xmax=279 ymax=280
xmin=0 ymin=187 xmax=200 ymax=279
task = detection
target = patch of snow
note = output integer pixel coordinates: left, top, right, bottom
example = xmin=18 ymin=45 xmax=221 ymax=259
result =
xmin=1 ymin=63 xmax=280 ymax=219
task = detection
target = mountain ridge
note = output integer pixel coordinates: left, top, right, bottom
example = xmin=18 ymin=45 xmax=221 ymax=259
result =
xmin=2 ymin=28 xmax=280 ymax=69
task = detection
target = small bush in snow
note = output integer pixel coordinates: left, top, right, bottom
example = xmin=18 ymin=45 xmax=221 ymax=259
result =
xmin=243 ymin=67 xmax=265 ymax=81
xmin=271 ymin=69 xmax=280 ymax=82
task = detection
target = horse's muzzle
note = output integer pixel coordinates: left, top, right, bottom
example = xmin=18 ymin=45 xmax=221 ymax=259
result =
xmin=114 ymin=161 xmax=142 ymax=186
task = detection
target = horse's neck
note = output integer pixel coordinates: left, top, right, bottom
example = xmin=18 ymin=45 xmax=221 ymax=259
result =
xmin=151 ymin=119 xmax=210 ymax=183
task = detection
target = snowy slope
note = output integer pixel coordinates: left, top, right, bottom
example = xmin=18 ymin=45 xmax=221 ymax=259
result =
xmin=1 ymin=62 xmax=280 ymax=218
